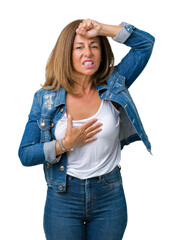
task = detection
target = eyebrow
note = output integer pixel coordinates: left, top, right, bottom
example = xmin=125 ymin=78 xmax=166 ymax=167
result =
xmin=75 ymin=41 xmax=99 ymax=45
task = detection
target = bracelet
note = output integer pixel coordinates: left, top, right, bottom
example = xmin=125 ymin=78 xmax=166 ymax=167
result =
xmin=63 ymin=138 xmax=74 ymax=152
xmin=57 ymin=139 xmax=66 ymax=153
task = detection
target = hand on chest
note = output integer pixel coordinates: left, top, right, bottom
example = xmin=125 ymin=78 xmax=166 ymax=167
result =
xmin=55 ymin=99 xmax=120 ymax=141
xmin=66 ymin=91 xmax=102 ymax=120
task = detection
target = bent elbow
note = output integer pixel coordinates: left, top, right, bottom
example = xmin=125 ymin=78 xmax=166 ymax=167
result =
xmin=18 ymin=149 xmax=28 ymax=167
xmin=149 ymin=34 xmax=155 ymax=48
xmin=152 ymin=35 xmax=155 ymax=44
xmin=18 ymin=148 xmax=30 ymax=167
xmin=18 ymin=144 xmax=46 ymax=166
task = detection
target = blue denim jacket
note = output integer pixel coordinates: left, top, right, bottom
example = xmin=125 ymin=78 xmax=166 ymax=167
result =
xmin=18 ymin=23 xmax=155 ymax=192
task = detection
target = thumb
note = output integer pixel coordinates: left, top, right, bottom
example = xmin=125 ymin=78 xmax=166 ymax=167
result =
xmin=67 ymin=114 xmax=72 ymax=130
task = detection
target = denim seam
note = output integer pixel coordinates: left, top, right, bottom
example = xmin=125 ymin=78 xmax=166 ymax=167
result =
xmin=85 ymin=180 xmax=89 ymax=218
xmin=106 ymin=74 xmax=119 ymax=97
xmin=133 ymin=30 xmax=155 ymax=44
xmin=101 ymin=178 xmax=122 ymax=187
xmin=125 ymin=51 xmax=141 ymax=86
xmin=36 ymin=90 xmax=42 ymax=108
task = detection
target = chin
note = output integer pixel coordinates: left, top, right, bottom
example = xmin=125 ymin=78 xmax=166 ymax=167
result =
xmin=82 ymin=68 xmax=98 ymax=76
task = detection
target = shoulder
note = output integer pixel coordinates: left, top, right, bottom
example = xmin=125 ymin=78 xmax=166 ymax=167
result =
xmin=35 ymin=87 xmax=54 ymax=96
xmin=34 ymin=88 xmax=58 ymax=101
xmin=30 ymin=88 xmax=59 ymax=112
xmin=35 ymin=88 xmax=63 ymax=113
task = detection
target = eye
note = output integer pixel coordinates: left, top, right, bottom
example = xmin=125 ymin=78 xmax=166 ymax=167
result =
xmin=76 ymin=46 xmax=82 ymax=50
xmin=91 ymin=45 xmax=98 ymax=49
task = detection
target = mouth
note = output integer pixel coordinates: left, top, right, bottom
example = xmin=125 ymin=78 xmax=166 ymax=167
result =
xmin=82 ymin=59 xmax=94 ymax=68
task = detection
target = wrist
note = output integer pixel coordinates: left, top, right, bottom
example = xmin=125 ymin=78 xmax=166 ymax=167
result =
xmin=99 ymin=24 xmax=124 ymax=38
xmin=62 ymin=138 xmax=74 ymax=152
xmin=57 ymin=139 xmax=66 ymax=153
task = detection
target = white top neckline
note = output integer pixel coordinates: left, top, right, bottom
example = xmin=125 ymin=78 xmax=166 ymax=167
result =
xmin=64 ymin=100 xmax=103 ymax=122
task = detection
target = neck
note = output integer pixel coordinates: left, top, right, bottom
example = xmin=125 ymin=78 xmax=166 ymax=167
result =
xmin=73 ymin=76 xmax=94 ymax=96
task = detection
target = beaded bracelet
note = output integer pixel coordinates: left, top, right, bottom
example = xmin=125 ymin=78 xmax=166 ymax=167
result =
xmin=63 ymin=138 xmax=74 ymax=152
xmin=57 ymin=139 xmax=66 ymax=152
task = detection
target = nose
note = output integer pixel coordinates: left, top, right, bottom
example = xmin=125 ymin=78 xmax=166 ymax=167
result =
xmin=84 ymin=46 xmax=92 ymax=57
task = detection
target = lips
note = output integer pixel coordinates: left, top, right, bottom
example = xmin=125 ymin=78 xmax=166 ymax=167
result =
xmin=83 ymin=61 xmax=93 ymax=66
xmin=82 ymin=59 xmax=94 ymax=68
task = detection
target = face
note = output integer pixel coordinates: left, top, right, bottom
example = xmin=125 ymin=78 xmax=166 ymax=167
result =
xmin=72 ymin=34 xmax=102 ymax=79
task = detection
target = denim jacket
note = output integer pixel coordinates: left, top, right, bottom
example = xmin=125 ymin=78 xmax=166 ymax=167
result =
xmin=18 ymin=23 xmax=155 ymax=192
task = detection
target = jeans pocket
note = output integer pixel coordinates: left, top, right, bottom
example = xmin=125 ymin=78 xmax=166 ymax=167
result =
xmin=101 ymin=178 xmax=122 ymax=187
xmin=100 ymin=167 xmax=122 ymax=187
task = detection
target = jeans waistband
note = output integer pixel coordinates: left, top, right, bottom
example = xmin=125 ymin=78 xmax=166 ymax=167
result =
xmin=67 ymin=165 xmax=121 ymax=181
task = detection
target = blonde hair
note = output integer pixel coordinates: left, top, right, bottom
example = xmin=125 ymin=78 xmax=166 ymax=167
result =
xmin=43 ymin=19 xmax=114 ymax=94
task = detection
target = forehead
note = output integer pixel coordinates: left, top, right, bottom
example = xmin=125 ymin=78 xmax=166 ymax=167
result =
xmin=73 ymin=34 xmax=100 ymax=45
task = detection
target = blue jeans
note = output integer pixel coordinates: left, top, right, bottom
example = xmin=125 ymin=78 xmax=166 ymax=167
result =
xmin=43 ymin=166 xmax=127 ymax=240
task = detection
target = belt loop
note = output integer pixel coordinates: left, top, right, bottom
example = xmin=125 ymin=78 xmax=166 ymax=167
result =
xmin=118 ymin=165 xmax=121 ymax=170
xmin=67 ymin=175 xmax=73 ymax=180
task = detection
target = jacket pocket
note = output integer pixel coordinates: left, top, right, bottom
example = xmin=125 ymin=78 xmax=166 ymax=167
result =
xmin=37 ymin=117 xmax=54 ymax=143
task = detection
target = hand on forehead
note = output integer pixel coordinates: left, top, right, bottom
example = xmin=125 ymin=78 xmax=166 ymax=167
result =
xmin=76 ymin=19 xmax=102 ymax=38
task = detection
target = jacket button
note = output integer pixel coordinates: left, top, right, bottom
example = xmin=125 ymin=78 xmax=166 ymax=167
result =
xmin=41 ymin=121 xmax=46 ymax=128
xmin=60 ymin=108 xmax=63 ymax=113
xmin=58 ymin=186 xmax=63 ymax=191
xmin=60 ymin=166 xmax=65 ymax=171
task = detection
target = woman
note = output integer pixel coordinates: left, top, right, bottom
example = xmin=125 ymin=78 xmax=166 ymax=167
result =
xmin=18 ymin=19 xmax=155 ymax=240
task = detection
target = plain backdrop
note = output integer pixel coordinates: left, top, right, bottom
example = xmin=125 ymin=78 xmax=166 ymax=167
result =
xmin=1 ymin=0 xmax=172 ymax=239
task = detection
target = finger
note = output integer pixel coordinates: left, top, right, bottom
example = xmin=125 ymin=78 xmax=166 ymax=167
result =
xmin=80 ymin=118 xmax=98 ymax=130
xmin=77 ymin=22 xmax=88 ymax=31
xmin=76 ymin=27 xmax=86 ymax=36
xmin=86 ymin=128 xmax=102 ymax=138
xmin=85 ymin=122 xmax=102 ymax=134
xmin=77 ymin=20 xmax=93 ymax=32
xmin=83 ymin=19 xmax=92 ymax=26
xmin=80 ymin=20 xmax=90 ymax=28
xmin=86 ymin=21 xmax=93 ymax=30
xmin=84 ymin=137 xmax=97 ymax=144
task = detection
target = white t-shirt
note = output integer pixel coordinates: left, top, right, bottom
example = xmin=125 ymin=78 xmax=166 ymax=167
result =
xmin=54 ymin=100 xmax=121 ymax=179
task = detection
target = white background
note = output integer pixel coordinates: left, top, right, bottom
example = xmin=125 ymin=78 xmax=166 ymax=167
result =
xmin=1 ymin=0 xmax=172 ymax=239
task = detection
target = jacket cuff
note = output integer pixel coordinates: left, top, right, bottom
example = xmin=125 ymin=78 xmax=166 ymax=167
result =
xmin=113 ymin=22 xmax=135 ymax=43
xmin=44 ymin=140 xmax=61 ymax=164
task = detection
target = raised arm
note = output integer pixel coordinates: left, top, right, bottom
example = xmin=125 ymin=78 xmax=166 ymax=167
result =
xmin=114 ymin=22 xmax=155 ymax=88
xmin=76 ymin=19 xmax=155 ymax=88
xmin=76 ymin=19 xmax=124 ymax=39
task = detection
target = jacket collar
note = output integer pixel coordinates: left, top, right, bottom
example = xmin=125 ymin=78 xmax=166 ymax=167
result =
xmin=54 ymin=84 xmax=109 ymax=106
xmin=54 ymin=68 xmax=120 ymax=106
xmin=95 ymin=84 xmax=108 ymax=96
xmin=54 ymin=76 xmax=116 ymax=107
xmin=95 ymin=68 xmax=119 ymax=94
